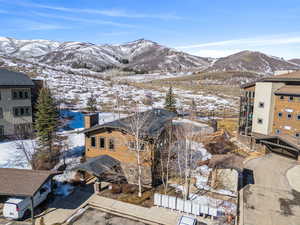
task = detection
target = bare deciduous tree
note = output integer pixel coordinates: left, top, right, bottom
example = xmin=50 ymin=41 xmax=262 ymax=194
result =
xmin=126 ymin=106 xmax=152 ymax=197
xmin=14 ymin=122 xmax=36 ymax=168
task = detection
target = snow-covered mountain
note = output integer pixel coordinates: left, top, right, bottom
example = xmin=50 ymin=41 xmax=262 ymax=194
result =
xmin=288 ymin=58 xmax=300 ymax=66
xmin=0 ymin=37 xmax=299 ymax=75
xmin=0 ymin=37 xmax=211 ymax=73
xmin=207 ymin=50 xmax=300 ymax=74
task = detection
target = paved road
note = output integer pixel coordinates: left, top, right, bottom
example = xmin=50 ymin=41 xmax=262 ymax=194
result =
xmin=241 ymin=153 xmax=300 ymax=225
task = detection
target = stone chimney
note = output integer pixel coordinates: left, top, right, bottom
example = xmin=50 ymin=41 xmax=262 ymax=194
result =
xmin=84 ymin=113 xmax=99 ymax=129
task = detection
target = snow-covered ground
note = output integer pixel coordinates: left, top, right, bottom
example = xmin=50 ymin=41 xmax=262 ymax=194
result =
xmin=115 ymin=71 xmax=193 ymax=82
xmin=27 ymin=66 xmax=236 ymax=112
xmin=0 ymin=111 xmax=124 ymax=183
xmin=0 ymin=139 xmax=36 ymax=169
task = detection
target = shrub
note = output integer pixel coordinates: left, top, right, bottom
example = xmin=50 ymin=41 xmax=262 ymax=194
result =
xmin=110 ymin=184 xmax=122 ymax=194
xmin=122 ymin=184 xmax=138 ymax=194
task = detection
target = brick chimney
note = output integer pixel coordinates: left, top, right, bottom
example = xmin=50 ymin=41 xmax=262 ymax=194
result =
xmin=84 ymin=113 xmax=99 ymax=129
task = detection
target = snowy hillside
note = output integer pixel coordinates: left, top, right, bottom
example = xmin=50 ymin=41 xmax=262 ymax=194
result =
xmin=207 ymin=50 xmax=300 ymax=74
xmin=0 ymin=37 xmax=210 ymax=73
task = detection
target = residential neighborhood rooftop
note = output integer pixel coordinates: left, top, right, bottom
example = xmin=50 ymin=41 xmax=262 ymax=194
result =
xmin=83 ymin=108 xmax=177 ymax=138
xmin=274 ymin=85 xmax=300 ymax=96
xmin=0 ymin=168 xmax=61 ymax=197
xmin=0 ymin=68 xmax=34 ymax=87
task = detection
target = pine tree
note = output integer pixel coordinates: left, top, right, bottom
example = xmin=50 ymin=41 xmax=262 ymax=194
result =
xmin=164 ymin=86 xmax=177 ymax=113
xmin=87 ymin=93 xmax=98 ymax=113
xmin=34 ymin=88 xmax=59 ymax=151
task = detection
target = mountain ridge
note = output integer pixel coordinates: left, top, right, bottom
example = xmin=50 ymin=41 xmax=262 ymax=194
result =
xmin=0 ymin=37 xmax=299 ymax=75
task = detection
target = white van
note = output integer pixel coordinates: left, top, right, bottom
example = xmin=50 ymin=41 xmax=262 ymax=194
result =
xmin=3 ymin=180 xmax=51 ymax=220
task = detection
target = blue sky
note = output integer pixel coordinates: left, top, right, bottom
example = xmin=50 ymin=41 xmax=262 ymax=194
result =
xmin=1 ymin=0 xmax=300 ymax=58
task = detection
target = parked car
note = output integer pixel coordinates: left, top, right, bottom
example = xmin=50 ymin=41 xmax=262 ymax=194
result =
xmin=177 ymin=215 xmax=197 ymax=225
xmin=3 ymin=180 xmax=51 ymax=220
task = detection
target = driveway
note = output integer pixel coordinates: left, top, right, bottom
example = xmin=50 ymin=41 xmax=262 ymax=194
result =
xmin=36 ymin=184 xmax=94 ymax=225
xmin=241 ymin=153 xmax=300 ymax=225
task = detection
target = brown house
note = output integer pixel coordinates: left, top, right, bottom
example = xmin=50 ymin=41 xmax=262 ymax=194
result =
xmin=82 ymin=109 xmax=177 ymax=186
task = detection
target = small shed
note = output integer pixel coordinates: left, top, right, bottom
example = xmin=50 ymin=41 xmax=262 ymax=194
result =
xmin=0 ymin=168 xmax=61 ymax=224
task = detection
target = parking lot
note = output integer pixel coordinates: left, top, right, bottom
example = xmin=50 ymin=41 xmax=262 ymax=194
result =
xmin=241 ymin=153 xmax=300 ymax=225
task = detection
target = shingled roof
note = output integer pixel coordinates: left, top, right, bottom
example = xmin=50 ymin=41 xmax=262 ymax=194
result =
xmin=0 ymin=68 xmax=34 ymax=87
xmin=74 ymin=155 xmax=120 ymax=177
xmin=83 ymin=108 xmax=177 ymax=138
xmin=0 ymin=168 xmax=61 ymax=197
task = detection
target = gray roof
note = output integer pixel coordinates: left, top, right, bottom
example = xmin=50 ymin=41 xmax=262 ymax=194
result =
xmin=0 ymin=68 xmax=34 ymax=87
xmin=83 ymin=108 xmax=177 ymax=138
xmin=74 ymin=155 xmax=120 ymax=177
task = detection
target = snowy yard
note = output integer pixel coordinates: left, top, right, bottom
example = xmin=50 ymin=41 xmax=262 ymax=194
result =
xmin=0 ymin=111 xmax=123 ymax=182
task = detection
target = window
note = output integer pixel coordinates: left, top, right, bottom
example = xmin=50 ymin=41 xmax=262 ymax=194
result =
xmin=297 ymin=115 xmax=300 ymax=120
xmin=289 ymin=96 xmax=294 ymax=102
xmin=259 ymin=102 xmax=264 ymax=108
xmin=280 ymin=95 xmax=284 ymax=100
xmin=109 ymin=139 xmax=115 ymax=150
xmin=129 ymin=141 xmax=135 ymax=150
xmin=91 ymin=137 xmax=96 ymax=147
xmin=0 ymin=108 xmax=3 ymax=119
xmin=39 ymin=187 xmax=48 ymax=195
xmin=13 ymin=107 xmax=31 ymax=117
xmin=12 ymin=89 xmax=30 ymax=100
xmin=0 ymin=126 xmax=3 ymax=136
xmin=99 ymin=137 xmax=105 ymax=149
xmin=257 ymin=118 xmax=263 ymax=124
xmin=278 ymin=112 xmax=283 ymax=118
xmin=14 ymin=123 xmax=32 ymax=137
xmin=296 ymin=133 xmax=300 ymax=138
xmin=275 ymin=129 xmax=281 ymax=134
xmin=287 ymin=113 xmax=292 ymax=119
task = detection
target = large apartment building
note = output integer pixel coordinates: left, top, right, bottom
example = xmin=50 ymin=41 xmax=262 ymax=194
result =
xmin=0 ymin=69 xmax=41 ymax=138
xmin=238 ymin=71 xmax=300 ymax=159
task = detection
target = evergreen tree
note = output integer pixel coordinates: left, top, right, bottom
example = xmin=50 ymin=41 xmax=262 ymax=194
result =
xmin=164 ymin=86 xmax=177 ymax=113
xmin=34 ymin=88 xmax=59 ymax=151
xmin=86 ymin=93 xmax=98 ymax=113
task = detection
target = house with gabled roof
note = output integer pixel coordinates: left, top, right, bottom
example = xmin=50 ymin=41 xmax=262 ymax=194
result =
xmin=81 ymin=108 xmax=177 ymax=186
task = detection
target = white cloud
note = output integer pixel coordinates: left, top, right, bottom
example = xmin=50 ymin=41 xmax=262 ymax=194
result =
xmin=16 ymin=2 xmax=181 ymax=20
xmin=8 ymin=19 xmax=71 ymax=31
xmin=176 ymin=34 xmax=300 ymax=49
xmin=33 ymin=12 xmax=138 ymax=28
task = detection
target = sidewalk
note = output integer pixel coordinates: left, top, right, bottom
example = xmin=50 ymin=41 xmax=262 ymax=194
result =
xmin=87 ymin=194 xmax=218 ymax=225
